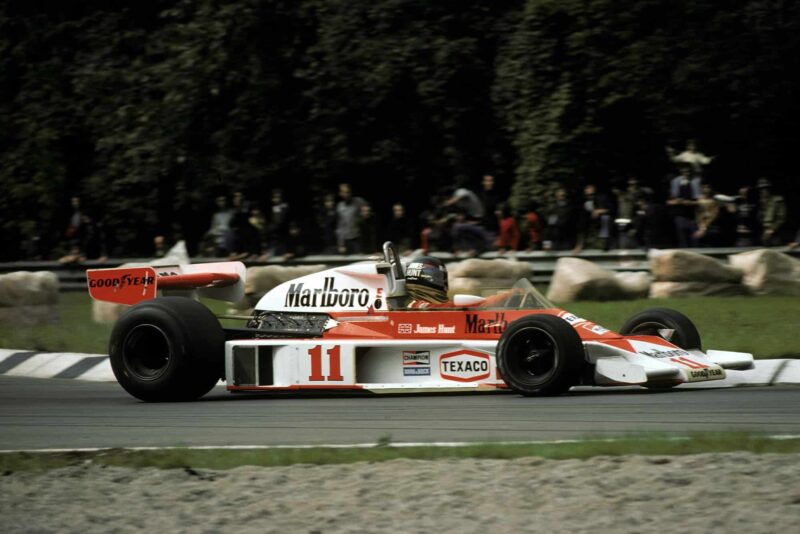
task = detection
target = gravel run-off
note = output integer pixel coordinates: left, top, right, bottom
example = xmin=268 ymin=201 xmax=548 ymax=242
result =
xmin=2 ymin=452 xmax=800 ymax=533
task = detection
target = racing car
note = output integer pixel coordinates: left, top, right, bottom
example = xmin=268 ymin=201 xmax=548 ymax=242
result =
xmin=87 ymin=242 xmax=754 ymax=402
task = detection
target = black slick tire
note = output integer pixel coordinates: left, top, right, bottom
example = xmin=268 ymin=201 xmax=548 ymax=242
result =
xmin=496 ymin=314 xmax=585 ymax=396
xmin=109 ymin=297 xmax=224 ymax=402
xmin=619 ymin=307 xmax=702 ymax=350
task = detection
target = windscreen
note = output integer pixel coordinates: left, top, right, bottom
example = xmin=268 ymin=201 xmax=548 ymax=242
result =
xmin=396 ymin=278 xmax=555 ymax=310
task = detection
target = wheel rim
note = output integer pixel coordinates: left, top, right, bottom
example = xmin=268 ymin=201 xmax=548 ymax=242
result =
xmin=504 ymin=326 xmax=558 ymax=386
xmin=122 ymin=324 xmax=171 ymax=381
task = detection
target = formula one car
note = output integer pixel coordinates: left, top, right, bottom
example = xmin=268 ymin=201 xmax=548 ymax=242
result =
xmin=87 ymin=242 xmax=754 ymax=402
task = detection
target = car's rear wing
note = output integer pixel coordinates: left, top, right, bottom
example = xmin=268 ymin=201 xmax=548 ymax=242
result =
xmin=87 ymin=261 xmax=246 ymax=305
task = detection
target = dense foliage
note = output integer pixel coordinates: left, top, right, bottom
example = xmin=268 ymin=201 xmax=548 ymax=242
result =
xmin=1 ymin=0 xmax=797 ymax=258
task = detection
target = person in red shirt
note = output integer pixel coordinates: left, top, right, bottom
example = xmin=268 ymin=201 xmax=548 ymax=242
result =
xmin=495 ymin=203 xmax=520 ymax=253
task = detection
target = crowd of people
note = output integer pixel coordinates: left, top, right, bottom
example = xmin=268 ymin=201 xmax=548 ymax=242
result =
xmin=55 ymin=140 xmax=798 ymax=263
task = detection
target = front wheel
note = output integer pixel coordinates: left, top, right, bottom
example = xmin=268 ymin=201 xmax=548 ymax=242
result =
xmin=496 ymin=314 xmax=585 ymax=396
xmin=109 ymin=297 xmax=224 ymax=402
xmin=618 ymin=308 xmax=701 ymax=350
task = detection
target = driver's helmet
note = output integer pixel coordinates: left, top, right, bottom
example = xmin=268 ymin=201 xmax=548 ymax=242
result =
xmin=405 ymin=256 xmax=449 ymax=303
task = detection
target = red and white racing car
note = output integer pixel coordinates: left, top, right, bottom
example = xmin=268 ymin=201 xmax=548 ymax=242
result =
xmin=88 ymin=242 xmax=754 ymax=402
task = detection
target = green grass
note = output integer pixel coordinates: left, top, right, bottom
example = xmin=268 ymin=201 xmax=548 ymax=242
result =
xmin=0 ymin=293 xmax=797 ymax=358
xmin=567 ymin=296 xmax=800 ymax=359
xmin=1 ymin=433 xmax=798 ymax=472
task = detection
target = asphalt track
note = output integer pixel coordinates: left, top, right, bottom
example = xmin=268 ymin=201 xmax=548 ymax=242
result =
xmin=1 ymin=376 xmax=800 ymax=450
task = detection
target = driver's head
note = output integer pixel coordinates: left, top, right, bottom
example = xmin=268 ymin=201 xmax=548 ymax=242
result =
xmin=406 ymin=256 xmax=448 ymax=303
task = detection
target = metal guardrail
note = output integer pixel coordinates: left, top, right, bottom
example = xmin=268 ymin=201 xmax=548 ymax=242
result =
xmin=1 ymin=247 xmax=798 ymax=291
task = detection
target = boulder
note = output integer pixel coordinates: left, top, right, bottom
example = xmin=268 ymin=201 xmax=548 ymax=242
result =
xmin=546 ymin=257 xmax=650 ymax=302
xmin=0 ymin=271 xmax=59 ymax=307
xmin=234 ymin=264 xmax=328 ymax=312
xmin=0 ymin=304 xmax=58 ymax=326
xmin=649 ymin=281 xmax=749 ymax=298
xmin=729 ymin=249 xmax=800 ymax=296
xmin=649 ymin=249 xmax=742 ymax=283
xmin=447 ymin=258 xmax=532 ymax=280
xmin=446 ymin=258 xmax=533 ymax=297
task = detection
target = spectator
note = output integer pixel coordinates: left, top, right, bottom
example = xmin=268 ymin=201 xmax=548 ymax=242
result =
xmin=317 ymin=193 xmax=338 ymax=254
xmin=336 ymin=183 xmax=367 ymax=254
xmin=229 ymin=191 xmax=259 ymax=259
xmin=268 ymin=188 xmax=290 ymax=255
xmin=788 ymin=228 xmax=800 ymax=250
xmin=444 ymin=186 xmax=484 ymax=222
xmin=451 ymin=209 xmax=492 ymax=256
xmin=247 ymin=207 xmax=269 ymax=259
xmin=479 ymin=174 xmax=499 ymax=234
xmin=756 ymin=178 xmax=787 ymax=246
xmin=386 ymin=202 xmax=413 ymax=253
xmin=544 ymin=187 xmax=577 ymax=251
xmin=59 ymin=196 xmax=84 ymax=263
xmin=666 ymin=139 xmax=714 ymax=175
xmin=635 ymin=188 xmax=672 ymax=249
xmin=728 ymin=186 xmax=758 ymax=247
xmin=357 ymin=202 xmax=380 ymax=254
xmin=693 ymin=184 xmax=721 ymax=246
xmin=283 ymin=220 xmax=307 ymax=259
xmin=667 ymin=166 xmax=701 ymax=247
xmin=574 ymin=184 xmax=611 ymax=253
xmin=495 ymin=203 xmax=520 ymax=254
xmin=202 ymin=195 xmax=233 ymax=256
xmin=153 ymin=234 xmax=168 ymax=258
xmin=614 ymin=178 xmax=640 ymax=249
xmin=523 ymin=201 xmax=542 ymax=251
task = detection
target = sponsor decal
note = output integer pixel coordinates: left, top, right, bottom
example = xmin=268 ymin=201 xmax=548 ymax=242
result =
xmin=585 ymin=323 xmax=609 ymax=335
xmin=640 ymin=348 xmax=691 ymax=359
xmin=398 ymin=323 xmax=413 ymax=334
xmin=466 ymin=312 xmax=508 ymax=334
xmin=413 ymin=324 xmax=456 ymax=334
xmin=404 ymin=367 xmax=431 ymax=376
xmin=439 ymin=350 xmax=491 ymax=382
xmin=88 ymin=273 xmax=155 ymax=288
xmin=403 ymin=351 xmax=430 ymax=366
xmin=559 ymin=312 xmax=586 ymax=325
xmin=374 ymin=288 xmax=383 ymax=310
xmin=284 ymin=277 xmax=370 ymax=308
xmin=686 ymin=366 xmax=724 ymax=381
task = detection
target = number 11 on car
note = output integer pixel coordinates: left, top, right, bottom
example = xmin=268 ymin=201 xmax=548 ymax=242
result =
xmin=307 ymin=345 xmax=344 ymax=382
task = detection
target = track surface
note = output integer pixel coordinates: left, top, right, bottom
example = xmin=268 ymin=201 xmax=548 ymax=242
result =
xmin=2 ymin=376 xmax=800 ymax=450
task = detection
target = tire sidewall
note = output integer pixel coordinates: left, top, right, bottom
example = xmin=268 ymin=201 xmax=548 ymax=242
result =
xmin=619 ymin=307 xmax=701 ymax=350
xmin=109 ymin=297 xmax=223 ymax=401
xmin=497 ymin=314 xmax=585 ymax=396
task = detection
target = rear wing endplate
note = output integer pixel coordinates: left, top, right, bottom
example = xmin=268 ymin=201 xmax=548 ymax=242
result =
xmin=87 ymin=261 xmax=246 ymax=305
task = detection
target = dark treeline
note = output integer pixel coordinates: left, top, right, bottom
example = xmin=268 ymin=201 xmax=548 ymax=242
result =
xmin=1 ymin=0 xmax=798 ymax=259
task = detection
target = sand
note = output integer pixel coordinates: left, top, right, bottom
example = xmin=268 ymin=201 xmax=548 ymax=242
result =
xmin=2 ymin=452 xmax=800 ymax=533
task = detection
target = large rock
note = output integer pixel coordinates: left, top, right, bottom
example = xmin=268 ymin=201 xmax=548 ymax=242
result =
xmin=546 ymin=257 xmax=650 ymax=302
xmin=649 ymin=281 xmax=749 ymax=298
xmin=446 ymin=258 xmax=533 ymax=297
xmin=729 ymin=249 xmax=800 ymax=296
xmin=91 ymin=241 xmax=192 ymax=324
xmin=649 ymin=249 xmax=742 ymax=283
xmin=447 ymin=258 xmax=532 ymax=280
xmin=0 ymin=304 xmax=58 ymax=326
xmin=235 ymin=264 xmax=328 ymax=311
xmin=0 ymin=271 xmax=59 ymax=307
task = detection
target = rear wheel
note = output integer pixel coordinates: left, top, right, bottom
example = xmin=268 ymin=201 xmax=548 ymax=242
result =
xmin=496 ymin=315 xmax=585 ymax=396
xmin=109 ymin=297 xmax=224 ymax=402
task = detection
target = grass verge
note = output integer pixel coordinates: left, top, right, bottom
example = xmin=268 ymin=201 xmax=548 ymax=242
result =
xmin=2 ymin=433 xmax=799 ymax=472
